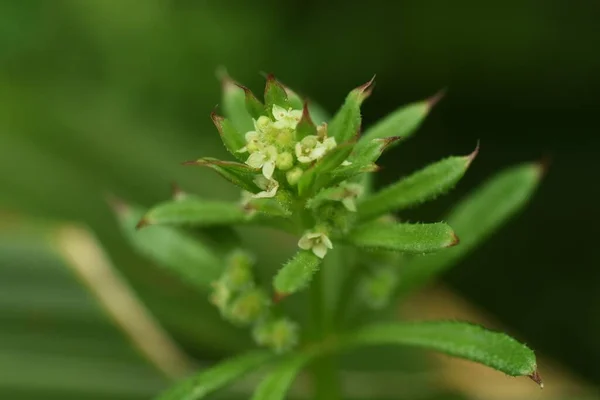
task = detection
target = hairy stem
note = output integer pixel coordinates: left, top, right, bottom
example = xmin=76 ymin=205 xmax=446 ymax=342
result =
xmin=310 ymin=263 xmax=341 ymax=399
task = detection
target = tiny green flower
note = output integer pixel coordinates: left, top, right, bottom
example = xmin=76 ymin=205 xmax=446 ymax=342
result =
xmin=226 ymin=287 xmax=270 ymax=325
xmin=252 ymin=175 xmax=279 ymax=198
xmin=298 ymin=230 xmax=333 ymax=259
xmin=276 ymin=151 xmax=294 ymax=171
xmin=339 ymin=182 xmax=364 ymax=212
xmin=252 ymin=317 xmax=299 ymax=354
xmin=223 ymin=252 xmax=254 ymax=291
xmin=272 ymin=104 xmax=302 ymax=130
xmin=209 ymin=279 xmax=231 ymax=312
xmin=295 ymin=135 xmax=337 ymax=164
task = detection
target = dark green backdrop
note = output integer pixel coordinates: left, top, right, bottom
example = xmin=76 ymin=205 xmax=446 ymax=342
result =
xmin=1 ymin=0 xmax=598 ymax=387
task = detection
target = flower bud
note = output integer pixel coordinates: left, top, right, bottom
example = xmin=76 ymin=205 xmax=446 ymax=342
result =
xmin=223 ymin=250 xmax=254 ymax=291
xmin=358 ymin=268 xmax=398 ymax=310
xmin=276 ymin=152 xmax=294 ymax=171
xmin=252 ymin=317 xmax=299 ymax=353
xmin=209 ymin=280 xmax=232 ymax=312
xmin=226 ymin=287 xmax=270 ymax=325
xmin=300 ymin=135 xmax=318 ymax=149
xmin=286 ymin=167 xmax=303 ymax=186
xmin=255 ymin=116 xmax=272 ymax=132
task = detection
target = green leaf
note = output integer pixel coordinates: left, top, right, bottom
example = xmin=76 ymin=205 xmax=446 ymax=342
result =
xmin=114 ymin=201 xmax=222 ymax=291
xmin=221 ymin=74 xmax=254 ymax=134
xmin=183 ymin=158 xmax=260 ymax=193
xmin=156 ymin=350 xmax=275 ymax=400
xmin=298 ymin=141 xmax=356 ymax=196
xmin=295 ymin=102 xmax=317 ymax=140
xmin=328 ymin=137 xmax=400 ymax=185
xmin=346 ymin=221 xmax=458 ymax=253
xmin=242 ymin=85 xmax=265 ymax=120
xmin=273 ymin=251 xmax=323 ymax=296
xmin=357 ymin=91 xmax=443 ymax=152
xmin=211 ymin=112 xmax=246 ymax=161
xmin=358 ymin=149 xmax=477 ymax=221
xmin=395 ymin=163 xmax=542 ymax=298
xmin=264 ymin=74 xmax=290 ymax=115
xmin=328 ymin=77 xmax=374 ymax=143
xmin=342 ymin=321 xmax=538 ymax=379
xmin=250 ymin=353 xmax=312 ymax=400
xmin=139 ymin=197 xmax=248 ymax=228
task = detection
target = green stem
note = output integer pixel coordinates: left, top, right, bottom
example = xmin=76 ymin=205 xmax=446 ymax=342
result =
xmin=310 ymin=265 xmax=341 ymax=400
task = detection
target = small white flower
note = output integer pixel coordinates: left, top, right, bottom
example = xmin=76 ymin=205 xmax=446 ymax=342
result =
xmin=272 ymin=104 xmax=302 ymax=130
xmin=237 ymin=131 xmax=262 ymax=154
xmin=295 ymin=135 xmax=333 ymax=164
xmin=341 ymin=160 xmax=352 ymax=167
xmin=298 ymin=231 xmax=333 ymax=259
xmin=253 ymin=175 xmax=279 ymax=198
xmin=246 ymin=145 xmax=278 ymax=179
xmin=340 ymin=183 xmax=364 ymax=212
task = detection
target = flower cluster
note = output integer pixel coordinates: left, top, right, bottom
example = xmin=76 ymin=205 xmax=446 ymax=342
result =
xmin=239 ymin=105 xmax=338 ymax=199
xmin=209 ymin=250 xmax=299 ymax=352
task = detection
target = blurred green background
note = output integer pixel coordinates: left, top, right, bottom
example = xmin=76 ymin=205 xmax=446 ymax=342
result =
xmin=1 ymin=0 xmax=598 ymax=398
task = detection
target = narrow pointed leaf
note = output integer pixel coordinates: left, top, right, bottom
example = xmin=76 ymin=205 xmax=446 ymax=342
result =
xmin=273 ymin=251 xmax=323 ymax=296
xmin=298 ymin=141 xmax=356 ymax=196
xmin=342 ymin=321 xmax=538 ymax=379
xmin=156 ymin=350 xmax=275 ymax=400
xmin=139 ymin=198 xmax=248 ymax=228
xmin=183 ymin=158 xmax=260 ymax=193
xmin=395 ymin=163 xmax=542 ymax=298
xmin=113 ymin=202 xmax=222 ymax=292
xmin=358 ymin=150 xmax=477 ymax=221
xmin=250 ymin=353 xmax=313 ymax=400
xmin=295 ymin=102 xmax=317 ymax=140
xmin=357 ymin=91 xmax=443 ymax=152
xmin=221 ymin=75 xmax=254 ymax=133
xmin=242 ymin=84 xmax=265 ymax=120
xmin=329 ymin=77 xmax=374 ymax=143
xmin=329 ymin=137 xmax=400 ymax=185
xmin=347 ymin=221 xmax=458 ymax=253
xmin=211 ymin=112 xmax=246 ymax=161
xmin=264 ymin=74 xmax=290 ymax=115
xmin=283 ymin=85 xmax=329 ymax=125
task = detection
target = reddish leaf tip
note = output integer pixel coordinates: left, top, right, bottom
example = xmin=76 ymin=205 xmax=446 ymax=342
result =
xmin=448 ymin=231 xmax=461 ymax=247
xmin=381 ymin=136 xmax=403 ymax=149
xmin=427 ymin=88 xmax=447 ymax=110
xmin=355 ymin=75 xmax=377 ymax=99
xmin=216 ymin=67 xmax=239 ymax=92
xmin=301 ymin=101 xmax=314 ymax=123
xmin=273 ymin=291 xmax=289 ymax=304
xmin=104 ymin=193 xmax=129 ymax=216
xmin=135 ymin=217 xmax=150 ymax=230
xmin=170 ymin=182 xmax=186 ymax=200
xmin=528 ymin=370 xmax=544 ymax=388
xmin=182 ymin=160 xmax=200 ymax=166
xmin=535 ymin=154 xmax=552 ymax=178
xmin=465 ymin=140 xmax=480 ymax=167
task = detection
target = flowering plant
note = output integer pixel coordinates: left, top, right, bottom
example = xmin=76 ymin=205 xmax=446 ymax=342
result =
xmin=115 ymin=73 xmax=543 ymax=399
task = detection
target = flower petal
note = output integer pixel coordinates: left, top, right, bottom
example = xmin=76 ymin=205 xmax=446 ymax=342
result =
xmin=263 ymin=160 xmax=275 ymax=179
xmin=342 ymin=198 xmax=357 ymax=212
xmin=272 ymin=104 xmax=287 ymax=121
xmin=312 ymin=243 xmax=328 ymax=259
xmin=298 ymin=234 xmax=313 ymax=250
xmin=247 ymin=152 xmax=266 ymax=168
xmin=321 ymin=234 xmax=334 ymax=249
